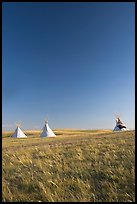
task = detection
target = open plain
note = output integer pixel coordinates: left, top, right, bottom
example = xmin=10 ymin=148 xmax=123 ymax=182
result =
xmin=2 ymin=129 xmax=135 ymax=202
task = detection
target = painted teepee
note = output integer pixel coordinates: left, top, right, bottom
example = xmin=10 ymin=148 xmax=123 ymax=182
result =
xmin=40 ymin=120 xmax=56 ymax=137
xmin=11 ymin=125 xmax=27 ymax=138
xmin=113 ymin=116 xmax=127 ymax=131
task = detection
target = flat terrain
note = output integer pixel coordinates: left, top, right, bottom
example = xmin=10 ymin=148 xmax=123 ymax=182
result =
xmin=2 ymin=129 xmax=135 ymax=202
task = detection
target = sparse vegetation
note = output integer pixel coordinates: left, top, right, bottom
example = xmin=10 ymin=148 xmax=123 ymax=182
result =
xmin=2 ymin=130 xmax=135 ymax=202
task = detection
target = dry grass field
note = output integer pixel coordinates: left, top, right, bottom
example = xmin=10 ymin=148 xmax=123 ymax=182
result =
xmin=2 ymin=129 xmax=135 ymax=202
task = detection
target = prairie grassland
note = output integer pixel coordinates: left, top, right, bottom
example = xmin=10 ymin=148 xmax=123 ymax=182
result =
xmin=2 ymin=130 xmax=135 ymax=202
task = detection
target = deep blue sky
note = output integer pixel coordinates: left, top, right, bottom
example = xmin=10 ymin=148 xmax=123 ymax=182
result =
xmin=2 ymin=2 xmax=135 ymax=131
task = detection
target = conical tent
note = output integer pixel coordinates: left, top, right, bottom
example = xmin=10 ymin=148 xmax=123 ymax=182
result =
xmin=11 ymin=126 xmax=27 ymax=138
xmin=113 ymin=117 xmax=127 ymax=131
xmin=40 ymin=121 xmax=56 ymax=137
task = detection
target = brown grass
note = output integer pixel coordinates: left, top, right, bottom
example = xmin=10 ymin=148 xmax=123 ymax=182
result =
xmin=2 ymin=129 xmax=135 ymax=202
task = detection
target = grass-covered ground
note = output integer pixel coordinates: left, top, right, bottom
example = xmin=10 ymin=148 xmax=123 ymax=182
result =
xmin=2 ymin=129 xmax=135 ymax=202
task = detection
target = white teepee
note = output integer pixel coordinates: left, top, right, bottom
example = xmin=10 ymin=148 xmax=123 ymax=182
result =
xmin=40 ymin=121 xmax=56 ymax=137
xmin=11 ymin=126 xmax=27 ymax=138
xmin=113 ymin=116 xmax=128 ymax=131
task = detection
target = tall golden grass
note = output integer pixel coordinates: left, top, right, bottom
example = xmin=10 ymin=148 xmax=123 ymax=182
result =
xmin=2 ymin=130 xmax=135 ymax=202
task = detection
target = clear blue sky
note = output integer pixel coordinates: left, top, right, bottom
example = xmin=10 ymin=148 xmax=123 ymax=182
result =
xmin=2 ymin=2 xmax=135 ymax=131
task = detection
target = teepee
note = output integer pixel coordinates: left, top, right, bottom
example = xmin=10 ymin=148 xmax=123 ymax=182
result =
xmin=113 ymin=116 xmax=127 ymax=131
xmin=40 ymin=120 xmax=56 ymax=137
xmin=11 ymin=125 xmax=27 ymax=138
